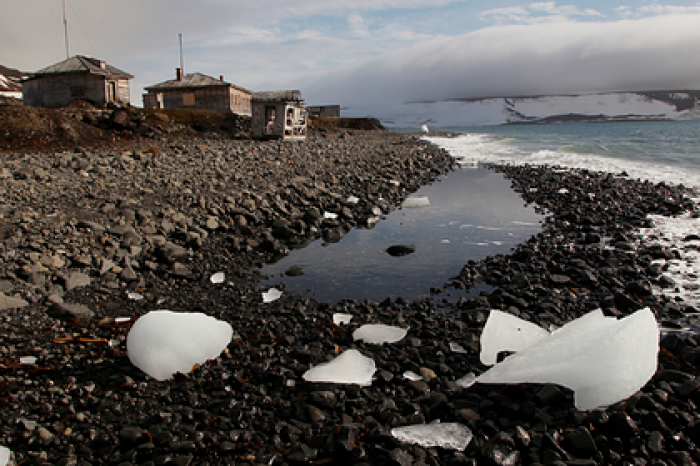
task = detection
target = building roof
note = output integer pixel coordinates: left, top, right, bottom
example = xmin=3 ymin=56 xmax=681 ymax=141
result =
xmin=27 ymin=55 xmax=133 ymax=80
xmin=252 ymin=90 xmax=303 ymax=103
xmin=145 ymin=72 xmax=251 ymax=94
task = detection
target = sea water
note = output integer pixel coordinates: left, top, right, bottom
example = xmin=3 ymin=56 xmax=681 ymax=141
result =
xmin=427 ymin=120 xmax=700 ymax=323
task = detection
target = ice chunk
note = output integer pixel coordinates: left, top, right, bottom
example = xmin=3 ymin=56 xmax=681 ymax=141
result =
xmin=0 ymin=446 xmax=11 ymax=466
xmin=421 ymin=124 xmax=430 ymax=133
xmin=353 ymin=324 xmax=407 ymax=344
xmin=480 ymin=310 xmax=550 ymax=365
xmin=346 ymin=195 xmax=360 ymax=204
xmin=476 ymin=308 xmax=659 ymax=410
xmin=391 ymin=422 xmax=473 ymax=450
xmin=404 ymin=371 xmax=422 ymax=381
xmin=210 ymin=272 xmax=225 ymax=284
xmin=262 ymin=288 xmax=282 ymax=303
xmin=127 ymin=310 xmax=233 ymax=381
xmin=323 ymin=212 xmax=338 ymax=219
xmin=456 ymin=372 xmax=476 ymax=388
xmin=19 ymin=356 xmax=37 ymax=365
xmin=450 ymin=342 xmax=468 ymax=354
xmin=333 ymin=313 xmax=353 ymax=325
xmin=127 ymin=292 xmax=144 ymax=301
xmin=303 ymin=349 xmax=376 ymax=386
xmin=402 ymin=196 xmax=430 ymax=208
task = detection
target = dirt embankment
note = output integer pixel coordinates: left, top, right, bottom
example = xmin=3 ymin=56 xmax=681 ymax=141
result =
xmin=0 ymin=96 xmax=385 ymax=154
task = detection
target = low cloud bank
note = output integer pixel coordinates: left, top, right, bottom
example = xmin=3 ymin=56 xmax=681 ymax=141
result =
xmin=303 ymin=14 xmax=700 ymax=106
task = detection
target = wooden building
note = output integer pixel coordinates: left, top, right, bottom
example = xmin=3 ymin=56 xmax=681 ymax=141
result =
xmin=22 ymin=55 xmax=133 ymax=107
xmin=143 ymin=69 xmax=252 ymax=115
xmin=251 ymin=90 xmax=307 ymax=140
xmin=306 ymin=105 xmax=341 ymax=118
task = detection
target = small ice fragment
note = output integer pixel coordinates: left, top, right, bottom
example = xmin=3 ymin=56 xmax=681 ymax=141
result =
xmin=19 ymin=356 xmax=37 ymax=365
xmin=421 ymin=124 xmax=429 ymax=133
xmin=391 ymin=422 xmax=473 ymax=450
xmin=210 ymin=272 xmax=225 ymax=284
xmin=353 ymin=324 xmax=408 ymax=344
xmin=126 ymin=310 xmax=233 ymax=381
xmin=0 ymin=446 xmax=11 ymax=466
xmin=479 ymin=310 xmax=550 ymax=366
xmin=442 ymin=239 xmax=451 ymax=244
xmin=476 ymin=308 xmax=659 ymax=410
xmin=302 ymin=349 xmax=376 ymax=386
xmin=456 ymin=372 xmax=476 ymax=388
xmin=529 ymin=188 xmax=538 ymax=193
xmin=346 ymin=196 xmax=360 ymax=204
xmin=262 ymin=288 xmax=283 ymax=303
xmin=108 ymin=339 xmax=120 ymax=347
xmin=333 ymin=313 xmax=353 ymax=325
xmin=389 ymin=180 xmax=400 ymax=186
xmin=402 ymin=196 xmax=430 ymax=209
xmin=558 ymin=188 xmax=569 ymax=194
xmin=404 ymin=371 xmax=422 ymax=381
xmin=127 ymin=292 xmax=144 ymax=301
xmin=449 ymin=342 xmax=467 ymax=353
xmin=323 ymin=212 xmax=338 ymax=219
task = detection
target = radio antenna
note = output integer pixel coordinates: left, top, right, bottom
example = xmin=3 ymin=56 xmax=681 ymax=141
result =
xmin=62 ymin=0 xmax=70 ymax=58
xmin=179 ymin=33 xmax=184 ymax=74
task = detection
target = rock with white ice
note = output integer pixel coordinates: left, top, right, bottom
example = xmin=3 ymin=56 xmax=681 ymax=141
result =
xmin=210 ymin=272 xmax=225 ymax=284
xmin=333 ymin=313 xmax=353 ymax=325
xmin=262 ymin=288 xmax=283 ymax=303
xmin=0 ymin=446 xmax=12 ymax=466
xmin=479 ymin=310 xmax=550 ymax=365
xmin=456 ymin=372 xmax=476 ymax=388
xmin=127 ymin=310 xmax=233 ymax=381
xmin=476 ymin=308 xmax=659 ymax=410
xmin=420 ymin=124 xmax=430 ymax=133
xmin=391 ymin=422 xmax=473 ymax=450
xmin=402 ymin=196 xmax=430 ymax=208
xmin=303 ymin=349 xmax=376 ymax=386
xmin=353 ymin=324 xmax=408 ymax=344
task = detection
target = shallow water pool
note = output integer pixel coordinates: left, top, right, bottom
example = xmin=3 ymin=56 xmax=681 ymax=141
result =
xmin=259 ymin=165 xmax=544 ymax=303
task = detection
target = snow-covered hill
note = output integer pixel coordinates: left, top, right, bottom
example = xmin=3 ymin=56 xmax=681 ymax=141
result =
xmin=346 ymin=91 xmax=700 ymax=128
xmin=0 ymin=65 xmax=26 ymax=99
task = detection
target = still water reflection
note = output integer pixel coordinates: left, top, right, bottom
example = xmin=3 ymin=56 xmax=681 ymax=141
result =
xmin=259 ymin=165 xmax=544 ymax=303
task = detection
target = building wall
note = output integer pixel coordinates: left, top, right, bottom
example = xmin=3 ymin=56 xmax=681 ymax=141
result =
xmin=307 ymin=105 xmax=340 ymax=118
xmin=144 ymin=86 xmax=252 ymax=115
xmin=22 ymin=73 xmax=130 ymax=107
xmin=252 ymin=101 xmax=306 ymax=140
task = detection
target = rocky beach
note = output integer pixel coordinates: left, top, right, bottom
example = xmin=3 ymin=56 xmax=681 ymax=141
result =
xmin=1 ymin=120 xmax=700 ymax=465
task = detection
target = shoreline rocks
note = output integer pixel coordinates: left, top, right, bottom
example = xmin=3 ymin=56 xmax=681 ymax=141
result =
xmin=0 ymin=130 xmax=699 ymax=465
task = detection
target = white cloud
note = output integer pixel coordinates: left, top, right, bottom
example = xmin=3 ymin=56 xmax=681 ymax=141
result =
xmin=303 ymin=14 xmax=700 ymax=106
xmin=480 ymin=2 xmax=604 ymax=24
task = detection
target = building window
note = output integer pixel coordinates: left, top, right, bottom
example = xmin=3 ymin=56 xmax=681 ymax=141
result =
xmin=183 ymin=93 xmax=195 ymax=106
xmin=71 ymin=86 xmax=85 ymax=97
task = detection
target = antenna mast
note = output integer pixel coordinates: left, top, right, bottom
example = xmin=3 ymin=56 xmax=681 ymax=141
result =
xmin=62 ymin=0 xmax=70 ymax=58
xmin=179 ymin=33 xmax=184 ymax=74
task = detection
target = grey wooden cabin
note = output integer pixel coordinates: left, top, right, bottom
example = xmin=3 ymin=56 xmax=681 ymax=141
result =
xmin=22 ymin=55 xmax=133 ymax=107
xmin=307 ymin=105 xmax=341 ymax=118
xmin=251 ymin=90 xmax=307 ymax=140
xmin=143 ymin=69 xmax=252 ymax=115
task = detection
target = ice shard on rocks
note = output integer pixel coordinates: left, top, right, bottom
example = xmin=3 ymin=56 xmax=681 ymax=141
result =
xmin=353 ymin=324 xmax=408 ymax=344
xmin=476 ymin=308 xmax=659 ymax=410
xmin=402 ymin=196 xmax=430 ymax=208
xmin=127 ymin=310 xmax=233 ymax=381
xmin=391 ymin=422 xmax=473 ymax=450
xmin=480 ymin=309 xmax=550 ymax=365
xmin=302 ymin=349 xmax=376 ymax=386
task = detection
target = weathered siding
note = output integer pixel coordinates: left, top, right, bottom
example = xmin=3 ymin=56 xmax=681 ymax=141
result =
xmin=144 ymin=86 xmax=252 ymax=115
xmin=252 ymin=101 xmax=306 ymax=140
xmin=22 ymin=73 xmax=130 ymax=107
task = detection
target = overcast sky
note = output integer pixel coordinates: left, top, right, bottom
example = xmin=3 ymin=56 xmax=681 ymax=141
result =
xmin=2 ymin=1 xmax=700 ymax=107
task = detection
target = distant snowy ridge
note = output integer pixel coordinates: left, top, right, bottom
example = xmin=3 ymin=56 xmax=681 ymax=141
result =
xmin=347 ymin=91 xmax=700 ymax=128
xmin=0 ymin=64 xmax=26 ymax=99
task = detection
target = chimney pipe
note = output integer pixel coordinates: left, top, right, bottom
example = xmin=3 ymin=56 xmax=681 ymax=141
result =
xmin=220 ymin=75 xmax=224 ymax=81
xmin=176 ymin=68 xmax=183 ymax=81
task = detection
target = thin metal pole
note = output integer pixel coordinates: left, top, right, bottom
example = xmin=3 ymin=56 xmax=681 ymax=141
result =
xmin=62 ymin=0 xmax=70 ymax=58
xmin=179 ymin=33 xmax=184 ymax=74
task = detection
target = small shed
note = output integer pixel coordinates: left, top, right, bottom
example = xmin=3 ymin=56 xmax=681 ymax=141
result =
xmin=307 ymin=105 xmax=341 ymax=118
xmin=22 ymin=55 xmax=133 ymax=107
xmin=143 ymin=69 xmax=252 ymax=115
xmin=251 ymin=90 xmax=307 ymax=140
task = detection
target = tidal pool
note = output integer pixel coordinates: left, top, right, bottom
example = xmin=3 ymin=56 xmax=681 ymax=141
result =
xmin=259 ymin=165 xmax=544 ymax=303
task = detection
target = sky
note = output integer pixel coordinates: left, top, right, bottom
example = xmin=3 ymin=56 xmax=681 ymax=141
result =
xmin=2 ymin=1 xmax=700 ymax=107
